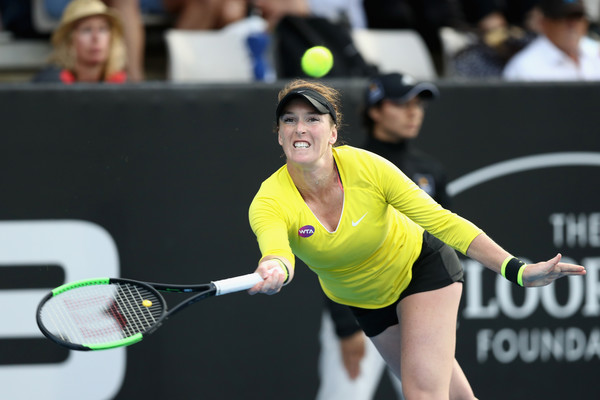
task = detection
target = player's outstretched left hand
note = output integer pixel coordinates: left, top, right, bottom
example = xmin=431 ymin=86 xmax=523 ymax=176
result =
xmin=522 ymin=253 xmax=586 ymax=287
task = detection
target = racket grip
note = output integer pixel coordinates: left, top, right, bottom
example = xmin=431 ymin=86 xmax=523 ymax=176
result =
xmin=213 ymin=273 xmax=263 ymax=296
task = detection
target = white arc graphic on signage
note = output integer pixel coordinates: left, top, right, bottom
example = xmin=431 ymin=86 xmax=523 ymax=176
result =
xmin=448 ymin=152 xmax=600 ymax=196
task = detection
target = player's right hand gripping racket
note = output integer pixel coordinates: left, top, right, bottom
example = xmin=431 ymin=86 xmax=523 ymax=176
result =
xmin=36 ymin=273 xmax=263 ymax=351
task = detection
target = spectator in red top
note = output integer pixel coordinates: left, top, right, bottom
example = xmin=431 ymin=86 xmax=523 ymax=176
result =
xmin=33 ymin=0 xmax=127 ymax=83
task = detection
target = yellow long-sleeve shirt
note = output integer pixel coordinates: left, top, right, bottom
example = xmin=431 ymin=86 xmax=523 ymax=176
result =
xmin=249 ymin=146 xmax=482 ymax=308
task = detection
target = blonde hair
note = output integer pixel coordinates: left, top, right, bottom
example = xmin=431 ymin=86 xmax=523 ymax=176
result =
xmin=49 ymin=15 xmax=127 ymax=80
xmin=277 ymin=79 xmax=343 ymax=129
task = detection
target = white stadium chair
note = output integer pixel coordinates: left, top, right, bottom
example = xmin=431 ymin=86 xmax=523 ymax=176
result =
xmin=351 ymin=29 xmax=437 ymax=80
xmin=165 ymin=29 xmax=255 ymax=83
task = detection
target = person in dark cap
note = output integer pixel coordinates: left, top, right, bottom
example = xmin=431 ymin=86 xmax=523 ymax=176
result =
xmin=317 ymin=72 xmax=465 ymax=399
xmin=248 ymin=78 xmax=586 ymax=400
xmin=503 ymin=0 xmax=600 ymax=80
xmin=362 ymin=73 xmax=449 ymax=206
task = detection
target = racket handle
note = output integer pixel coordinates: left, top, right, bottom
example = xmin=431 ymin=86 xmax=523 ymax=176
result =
xmin=213 ymin=273 xmax=263 ymax=296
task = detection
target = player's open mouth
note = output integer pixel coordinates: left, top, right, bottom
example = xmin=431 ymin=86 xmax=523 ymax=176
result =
xmin=294 ymin=142 xmax=310 ymax=148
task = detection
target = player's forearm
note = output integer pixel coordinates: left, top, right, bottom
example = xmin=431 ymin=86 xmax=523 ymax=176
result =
xmin=465 ymin=233 xmax=512 ymax=274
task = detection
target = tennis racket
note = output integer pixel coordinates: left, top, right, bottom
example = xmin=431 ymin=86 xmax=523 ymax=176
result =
xmin=36 ymin=272 xmax=263 ymax=351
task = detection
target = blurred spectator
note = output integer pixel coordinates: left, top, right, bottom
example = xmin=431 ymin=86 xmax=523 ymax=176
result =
xmin=250 ymin=0 xmax=310 ymax=32
xmin=306 ymin=0 xmax=367 ymax=29
xmin=44 ymin=0 xmax=157 ymax=81
xmin=446 ymin=1 xmax=541 ymax=79
xmin=249 ymin=0 xmax=374 ymax=78
xmin=231 ymin=0 xmax=377 ymax=82
xmin=32 ymin=0 xmax=127 ymax=83
xmin=450 ymin=24 xmax=536 ymax=79
xmin=503 ymin=0 xmax=600 ymax=80
xmin=162 ymin=0 xmax=248 ymax=30
xmin=43 ymin=0 xmax=249 ymax=81
xmin=251 ymin=0 xmax=364 ymax=31
xmin=458 ymin=0 xmax=541 ymax=32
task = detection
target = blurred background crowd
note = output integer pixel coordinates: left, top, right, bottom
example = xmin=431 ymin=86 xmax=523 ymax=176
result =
xmin=0 ymin=0 xmax=599 ymax=83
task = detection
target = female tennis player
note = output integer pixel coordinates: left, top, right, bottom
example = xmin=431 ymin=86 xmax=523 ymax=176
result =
xmin=248 ymin=79 xmax=586 ymax=399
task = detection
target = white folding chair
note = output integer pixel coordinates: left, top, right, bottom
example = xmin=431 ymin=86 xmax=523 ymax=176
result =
xmin=165 ymin=29 xmax=255 ymax=83
xmin=351 ymin=29 xmax=437 ymax=80
xmin=165 ymin=16 xmax=271 ymax=83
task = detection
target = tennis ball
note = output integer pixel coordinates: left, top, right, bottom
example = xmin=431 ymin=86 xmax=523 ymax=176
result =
xmin=142 ymin=299 xmax=152 ymax=307
xmin=301 ymin=46 xmax=334 ymax=78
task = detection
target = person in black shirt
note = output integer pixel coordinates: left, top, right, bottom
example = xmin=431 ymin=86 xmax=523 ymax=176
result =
xmin=362 ymin=72 xmax=448 ymax=206
xmin=317 ymin=72 xmax=472 ymax=399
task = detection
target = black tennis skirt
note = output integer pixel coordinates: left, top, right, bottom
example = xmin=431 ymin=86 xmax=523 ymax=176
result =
xmin=350 ymin=231 xmax=464 ymax=337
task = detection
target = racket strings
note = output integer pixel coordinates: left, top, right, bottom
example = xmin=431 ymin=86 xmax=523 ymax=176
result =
xmin=39 ymin=283 xmax=164 ymax=346
xmin=113 ymin=284 xmax=160 ymax=338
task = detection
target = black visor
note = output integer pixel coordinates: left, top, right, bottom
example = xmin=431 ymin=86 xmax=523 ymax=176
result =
xmin=275 ymin=88 xmax=337 ymax=125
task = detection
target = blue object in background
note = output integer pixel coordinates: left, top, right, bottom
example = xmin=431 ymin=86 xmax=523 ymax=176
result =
xmin=246 ymin=32 xmax=274 ymax=82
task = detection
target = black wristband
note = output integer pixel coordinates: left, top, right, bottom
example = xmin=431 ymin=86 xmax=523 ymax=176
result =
xmin=501 ymin=256 xmax=527 ymax=286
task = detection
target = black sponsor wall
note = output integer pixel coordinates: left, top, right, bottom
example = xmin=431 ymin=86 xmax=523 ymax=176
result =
xmin=0 ymin=81 xmax=599 ymax=399
xmin=419 ymin=82 xmax=600 ymax=400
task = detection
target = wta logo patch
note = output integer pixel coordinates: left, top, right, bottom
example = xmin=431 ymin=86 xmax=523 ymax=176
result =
xmin=298 ymin=225 xmax=315 ymax=238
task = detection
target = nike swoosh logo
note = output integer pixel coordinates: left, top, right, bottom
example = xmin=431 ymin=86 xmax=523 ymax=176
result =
xmin=352 ymin=212 xmax=368 ymax=227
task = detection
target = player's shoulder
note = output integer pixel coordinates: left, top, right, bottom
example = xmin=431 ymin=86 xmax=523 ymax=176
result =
xmin=250 ymin=165 xmax=293 ymax=214
xmin=334 ymin=145 xmax=400 ymax=180
xmin=256 ymin=165 xmax=289 ymax=192
xmin=334 ymin=145 xmax=387 ymax=164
